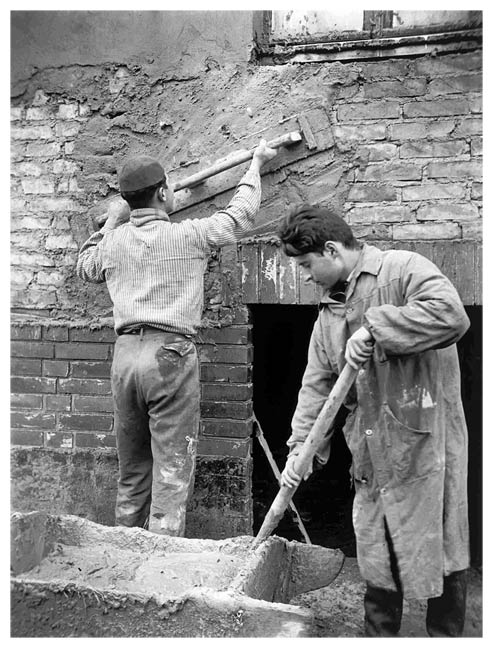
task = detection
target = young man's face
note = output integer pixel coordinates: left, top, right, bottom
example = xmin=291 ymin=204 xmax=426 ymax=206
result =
xmin=294 ymin=248 xmax=344 ymax=290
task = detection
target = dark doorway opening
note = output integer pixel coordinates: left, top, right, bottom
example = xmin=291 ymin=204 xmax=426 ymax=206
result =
xmin=251 ymin=304 xmax=482 ymax=565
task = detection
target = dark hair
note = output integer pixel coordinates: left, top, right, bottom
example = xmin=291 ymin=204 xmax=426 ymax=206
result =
xmin=277 ymin=204 xmax=360 ymax=255
xmin=121 ymin=179 xmax=167 ymax=210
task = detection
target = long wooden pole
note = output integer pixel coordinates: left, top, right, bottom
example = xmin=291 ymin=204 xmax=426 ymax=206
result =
xmin=253 ymin=363 xmax=358 ymax=547
xmin=172 ymin=131 xmax=302 ymax=191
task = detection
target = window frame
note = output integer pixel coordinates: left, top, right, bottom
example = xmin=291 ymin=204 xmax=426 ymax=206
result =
xmin=253 ymin=10 xmax=482 ymax=64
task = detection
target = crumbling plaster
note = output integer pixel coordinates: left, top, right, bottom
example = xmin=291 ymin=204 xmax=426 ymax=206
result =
xmin=11 ymin=11 xmax=482 ymax=325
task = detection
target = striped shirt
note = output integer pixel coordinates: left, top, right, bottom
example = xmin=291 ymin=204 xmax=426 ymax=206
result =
xmin=77 ymin=168 xmax=261 ymax=335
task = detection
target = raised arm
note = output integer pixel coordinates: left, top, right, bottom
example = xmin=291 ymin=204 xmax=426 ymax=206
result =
xmin=189 ymin=139 xmax=277 ymax=248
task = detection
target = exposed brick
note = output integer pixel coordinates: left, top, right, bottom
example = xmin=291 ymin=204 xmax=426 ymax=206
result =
xmin=333 ymin=124 xmax=387 ymax=144
xmin=471 ymin=137 xmax=482 ymax=157
xmin=200 ymin=401 xmax=253 ymax=420
xmin=11 ymin=393 xmax=43 ymax=409
xmin=357 ymin=144 xmax=397 ymax=162
xmin=361 ymin=162 xmax=422 ymax=182
xmin=21 ymin=178 xmax=55 ymax=195
xmin=42 ymin=326 xmax=69 ymax=341
xmin=348 ymin=184 xmax=397 ymax=203
xmin=353 ymin=224 xmax=392 ymax=240
xmin=44 ymin=395 xmax=72 ymax=411
xmin=69 ymin=328 xmax=116 ymax=343
xmin=201 ymin=418 xmax=253 ymax=439
xmin=55 ymin=343 xmax=110 ymax=360
xmin=73 ymin=395 xmax=114 ymax=412
xmin=11 ymin=107 xmax=23 ymax=121
xmin=454 ymin=118 xmax=482 ymax=137
xmin=58 ymin=413 xmax=113 ymax=431
xmin=198 ymin=326 xmax=251 ymax=345
xmin=403 ymin=99 xmax=469 ymax=118
xmin=338 ymin=101 xmax=400 ymax=121
xmin=36 ymin=197 xmax=83 ymax=213
xmin=11 ymin=270 xmax=34 ymax=290
xmin=53 ymin=159 xmax=79 ymax=175
xmin=11 ymin=358 xmax=42 ymax=376
xmin=11 ymin=376 xmax=57 ymax=394
xmin=11 ymin=125 xmax=53 ymax=140
xmin=45 ymin=234 xmax=78 ymax=250
xmin=427 ymin=160 xmax=482 ymax=180
xmin=416 ymin=203 xmax=478 ymax=222
xmin=36 ymin=270 xmax=66 ymax=288
xmin=44 ymin=432 xmax=73 ymax=449
xmin=471 ymin=183 xmax=482 ymax=200
xmin=11 ymin=411 xmax=56 ymax=429
xmin=11 ymin=325 xmax=42 ymax=341
xmin=25 ymin=106 xmax=54 ymax=120
xmin=71 ymin=361 xmax=112 ymax=379
xmin=11 ymin=341 xmax=54 ymax=359
xmin=197 ymin=436 xmax=251 ymax=459
xmin=57 ymin=103 xmax=79 ymax=119
xmin=461 ymin=221 xmax=482 ymax=240
xmin=13 ymin=161 xmax=43 ymax=177
xmin=349 ymin=206 xmax=411 ymax=224
xmin=58 ymin=378 xmax=112 ymax=395
xmin=198 ymin=344 xmax=253 ymax=364
xmin=26 ymin=142 xmax=61 ymax=157
xmin=55 ymin=122 xmax=81 ymax=138
xmin=414 ymin=52 xmax=482 ymax=77
xmin=12 ymin=216 xmax=52 ymax=231
xmin=74 ymin=433 xmax=117 ymax=449
xmin=201 ymin=383 xmax=253 ymax=402
xmin=468 ymin=96 xmax=482 ymax=114
xmin=390 ymin=121 xmax=455 ymax=141
xmin=11 ymin=251 xmax=55 ymax=268
xmin=200 ymin=364 xmax=251 ymax=383
xmin=363 ymin=78 xmax=427 ymax=99
xmin=428 ymin=74 xmax=482 ymax=96
xmin=393 ymin=223 xmax=461 ymax=240
xmin=400 ymin=140 xmax=468 ymax=158
xmin=11 ymin=429 xmax=44 ymax=446
xmin=402 ymin=183 xmax=466 ymax=202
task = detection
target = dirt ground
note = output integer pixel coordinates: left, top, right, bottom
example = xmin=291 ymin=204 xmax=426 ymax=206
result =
xmin=291 ymin=557 xmax=482 ymax=638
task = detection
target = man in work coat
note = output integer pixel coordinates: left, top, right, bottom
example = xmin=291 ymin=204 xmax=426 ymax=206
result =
xmin=278 ymin=204 xmax=470 ymax=637
xmin=77 ymin=140 xmax=277 ymax=537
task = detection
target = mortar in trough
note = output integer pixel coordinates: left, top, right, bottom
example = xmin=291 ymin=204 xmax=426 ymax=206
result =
xmin=11 ymin=511 xmax=344 ymax=637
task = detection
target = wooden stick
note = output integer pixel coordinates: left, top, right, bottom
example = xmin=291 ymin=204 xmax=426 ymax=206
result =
xmin=172 ymin=131 xmax=302 ymax=191
xmin=253 ymin=363 xmax=358 ymax=547
xmin=253 ymin=414 xmax=312 ymax=545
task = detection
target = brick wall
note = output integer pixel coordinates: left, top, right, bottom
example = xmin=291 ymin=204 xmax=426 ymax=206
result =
xmin=10 ymin=316 xmax=254 ymax=538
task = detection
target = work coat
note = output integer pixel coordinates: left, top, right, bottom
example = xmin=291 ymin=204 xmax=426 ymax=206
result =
xmin=287 ymin=244 xmax=470 ymax=599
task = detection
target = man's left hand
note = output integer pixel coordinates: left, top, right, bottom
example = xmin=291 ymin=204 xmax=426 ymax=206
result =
xmin=345 ymin=326 xmax=375 ymax=369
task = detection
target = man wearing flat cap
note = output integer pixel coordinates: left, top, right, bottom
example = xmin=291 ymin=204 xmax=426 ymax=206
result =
xmin=77 ymin=140 xmax=277 ymax=536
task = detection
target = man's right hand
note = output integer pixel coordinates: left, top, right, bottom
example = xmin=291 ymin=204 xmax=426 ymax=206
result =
xmin=101 ymin=197 xmax=131 ymax=232
xmin=250 ymin=139 xmax=278 ymax=171
xmin=280 ymin=453 xmax=313 ymax=489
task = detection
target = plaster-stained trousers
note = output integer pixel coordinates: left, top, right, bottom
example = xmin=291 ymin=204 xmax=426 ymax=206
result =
xmin=111 ymin=328 xmax=200 ymax=536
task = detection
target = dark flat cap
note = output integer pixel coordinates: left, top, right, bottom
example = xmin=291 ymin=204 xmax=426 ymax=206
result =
xmin=119 ymin=156 xmax=165 ymax=192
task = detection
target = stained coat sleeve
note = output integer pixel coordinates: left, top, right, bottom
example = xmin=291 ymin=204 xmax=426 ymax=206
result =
xmin=287 ymin=316 xmax=337 ymax=462
xmin=76 ymin=230 xmax=106 ymax=284
xmin=363 ymin=252 xmax=470 ymax=356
